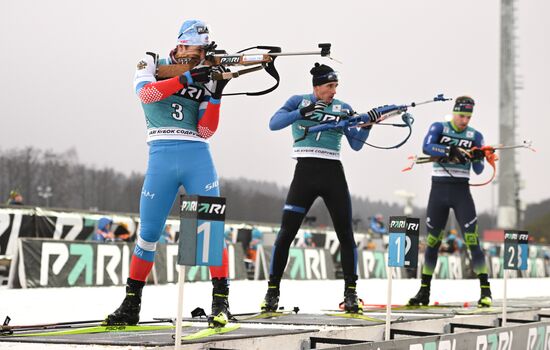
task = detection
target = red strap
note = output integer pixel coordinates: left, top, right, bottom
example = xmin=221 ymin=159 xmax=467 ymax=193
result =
xmin=470 ymin=146 xmax=498 ymax=187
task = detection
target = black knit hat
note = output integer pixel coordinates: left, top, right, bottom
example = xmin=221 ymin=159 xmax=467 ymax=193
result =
xmin=453 ymin=96 xmax=475 ymax=114
xmin=310 ymin=62 xmax=338 ymax=86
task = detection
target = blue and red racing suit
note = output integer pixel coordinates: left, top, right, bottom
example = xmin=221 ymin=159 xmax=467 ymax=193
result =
xmin=129 ymin=54 xmax=228 ymax=281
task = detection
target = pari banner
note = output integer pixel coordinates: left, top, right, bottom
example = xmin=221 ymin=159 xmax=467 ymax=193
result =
xmin=178 ymin=195 xmax=226 ymax=266
xmin=0 ymin=206 xmax=141 ymax=258
xmin=387 ymin=216 xmax=420 ymax=269
xmin=504 ymin=230 xmax=529 ymax=271
xmin=14 ymin=238 xmax=246 ymax=288
xmin=12 ymin=238 xmax=549 ymax=288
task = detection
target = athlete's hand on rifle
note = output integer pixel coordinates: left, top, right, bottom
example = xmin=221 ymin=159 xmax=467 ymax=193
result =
xmin=446 ymin=145 xmax=468 ymax=164
xmin=470 ymin=148 xmax=486 ymax=161
xmin=361 ymin=108 xmax=382 ymax=124
xmin=300 ymin=101 xmax=327 ymax=118
xmin=211 ymin=66 xmax=230 ymax=99
xmin=179 ymin=66 xmax=212 ymax=85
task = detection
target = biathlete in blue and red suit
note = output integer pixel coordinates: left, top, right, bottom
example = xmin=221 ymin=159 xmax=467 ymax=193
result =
xmin=407 ymin=96 xmax=493 ymax=308
xmin=104 ymin=19 xmax=232 ymax=328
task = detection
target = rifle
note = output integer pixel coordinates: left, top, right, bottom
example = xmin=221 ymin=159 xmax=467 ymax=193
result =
xmin=155 ymin=43 xmax=332 ymax=96
xmin=402 ymin=140 xmax=536 ymax=186
xmin=296 ymin=94 xmax=451 ymax=149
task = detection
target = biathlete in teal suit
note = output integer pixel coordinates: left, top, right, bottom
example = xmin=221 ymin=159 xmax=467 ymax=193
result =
xmin=261 ymin=63 xmax=383 ymax=313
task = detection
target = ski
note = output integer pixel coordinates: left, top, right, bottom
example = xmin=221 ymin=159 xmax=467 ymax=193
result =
xmin=180 ymin=323 xmax=241 ymax=341
xmin=351 ymin=303 xmax=494 ymax=313
xmin=326 ymin=313 xmax=385 ymax=322
xmin=1 ymin=317 xmax=103 ymax=333
xmin=1 ymin=317 xmax=174 ymax=335
xmin=236 ymin=306 xmax=299 ymax=321
xmin=453 ymin=307 xmax=500 ymax=315
xmin=357 ymin=303 xmax=463 ymax=311
xmin=190 ymin=306 xmax=299 ymax=322
xmin=237 ymin=310 xmax=296 ymax=321
xmin=6 ymin=324 xmax=183 ymax=337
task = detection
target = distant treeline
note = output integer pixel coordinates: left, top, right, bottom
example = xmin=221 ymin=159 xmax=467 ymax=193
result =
xmin=1 ymin=147 xmax=546 ymax=238
xmin=0 ymin=147 xmax=143 ymax=213
xmin=0 ymin=147 xmax=408 ymax=230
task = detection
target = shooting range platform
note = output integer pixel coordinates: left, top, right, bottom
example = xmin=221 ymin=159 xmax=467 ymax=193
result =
xmin=1 ymin=298 xmax=548 ymax=350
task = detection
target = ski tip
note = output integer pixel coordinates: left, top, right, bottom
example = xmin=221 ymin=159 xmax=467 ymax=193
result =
xmin=180 ymin=323 xmax=241 ymax=341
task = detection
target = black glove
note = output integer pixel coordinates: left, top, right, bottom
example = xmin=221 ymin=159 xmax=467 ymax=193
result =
xmin=300 ymin=101 xmax=327 ymax=118
xmin=365 ymin=108 xmax=382 ymax=123
xmin=179 ymin=66 xmax=211 ymax=85
xmin=470 ymin=148 xmax=485 ymax=161
xmin=211 ymin=79 xmax=229 ymax=99
xmin=447 ymin=145 xmax=468 ymax=164
xmin=211 ymin=66 xmax=230 ymax=99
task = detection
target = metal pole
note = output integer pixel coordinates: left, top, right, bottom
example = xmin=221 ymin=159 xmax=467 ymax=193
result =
xmin=502 ymin=269 xmax=508 ymax=327
xmin=497 ymin=0 xmax=519 ymax=229
xmin=385 ymin=266 xmax=393 ymax=341
xmin=174 ymin=265 xmax=186 ymax=350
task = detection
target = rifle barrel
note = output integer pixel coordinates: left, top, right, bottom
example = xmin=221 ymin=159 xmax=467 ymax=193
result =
xmin=494 ymin=144 xmax=530 ymax=150
xmin=410 ymin=99 xmax=435 ymax=107
xmin=268 ymin=51 xmax=326 ymax=57
xmin=210 ymin=50 xmax=326 ymax=58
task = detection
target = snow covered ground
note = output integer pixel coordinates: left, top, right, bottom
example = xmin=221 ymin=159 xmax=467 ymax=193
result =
xmin=2 ymin=277 xmax=550 ymax=325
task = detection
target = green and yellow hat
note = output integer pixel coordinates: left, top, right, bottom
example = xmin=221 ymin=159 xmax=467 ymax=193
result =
xmin=453 ymin=96 xmax=475 ymax=115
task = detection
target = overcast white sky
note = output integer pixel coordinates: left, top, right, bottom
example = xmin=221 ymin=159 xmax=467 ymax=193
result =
xmin=1 ymin=1 xmax=548 ymax=214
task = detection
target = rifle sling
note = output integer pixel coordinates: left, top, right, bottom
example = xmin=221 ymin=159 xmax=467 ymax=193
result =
xmin=223 ymin=45 xmax=281 ymax=96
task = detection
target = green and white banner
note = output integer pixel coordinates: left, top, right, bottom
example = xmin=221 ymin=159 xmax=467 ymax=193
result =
xmin=15 ymin=238 xmax=247 ymax=288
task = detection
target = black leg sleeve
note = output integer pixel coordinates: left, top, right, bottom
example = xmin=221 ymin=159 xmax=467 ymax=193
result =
xmin=320 ymin=162 xmax=357 ymax=278
xmin=269 ymin=161 xmax=317 ymax=280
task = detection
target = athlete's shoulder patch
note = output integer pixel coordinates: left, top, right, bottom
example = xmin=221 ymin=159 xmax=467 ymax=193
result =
xmin=301 ymin=99 xmax=312 ymax=107
xmin=137 ymin=60 xmax=148 ymax=70
xmin=332 ymin=104 xmax=341 ymax=112
xmin=136 ymin=55 xmax=156 ymax=72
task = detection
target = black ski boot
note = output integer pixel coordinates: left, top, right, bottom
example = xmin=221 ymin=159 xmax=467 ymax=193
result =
xmin=103 ymin=278 xmax=145 ymax=325
xmin=477 ymin=273 xmax=492 ymax=308
xmin=342 ymin=286 xmax=363 ymax=313
xmin=208 ymin=278 xmax=231 ymax=328
xmin=340 ymin=275 xmax=362 ymax=313
xmin=261 ymin=282 xmax=280 ymax=312
xmin=407 ymin=274 xmax=432 ymax=306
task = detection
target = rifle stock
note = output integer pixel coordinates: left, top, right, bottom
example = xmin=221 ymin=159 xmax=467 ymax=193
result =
xmin=156 ymin=54 xmax=273 ymax=80
xmin=156 ymin=64 xmax=195 ymax=80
